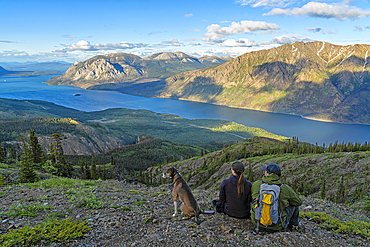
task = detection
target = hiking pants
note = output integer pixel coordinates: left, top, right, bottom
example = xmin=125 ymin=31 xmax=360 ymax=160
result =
xmin=283 ymin=205 xmax=299 ymax=229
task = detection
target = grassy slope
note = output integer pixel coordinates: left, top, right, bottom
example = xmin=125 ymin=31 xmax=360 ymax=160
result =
xmin=148 ymin=136 xmax=370 ymax=202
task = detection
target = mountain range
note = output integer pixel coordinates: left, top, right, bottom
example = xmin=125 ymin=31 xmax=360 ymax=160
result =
xmin=44 ymin=42 xmax=370 ymax=124
xmin=45 ymin=52 xmax=232 ymax=89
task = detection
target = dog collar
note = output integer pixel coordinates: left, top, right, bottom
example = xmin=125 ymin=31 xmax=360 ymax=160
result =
xmin=172 ymin=176 xmax=181 ymax=187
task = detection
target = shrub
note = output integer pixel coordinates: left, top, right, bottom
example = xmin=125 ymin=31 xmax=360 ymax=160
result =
xmin=67 ymin=188 xmax=105 ymax=209
xmin=0 ymin=218 xmax=91 ymax=246
xmin=364 ymin=196 xmax=370 ymax=211
xmin=25 ymin=177 xmax=100 ymax=189
xmin=0 ymin=174 xmax=5 ymax=187
xmin=1 ymin=203 xmax=53 ymax=218
xmin=300 ymin=211 xmax=370 ymax=239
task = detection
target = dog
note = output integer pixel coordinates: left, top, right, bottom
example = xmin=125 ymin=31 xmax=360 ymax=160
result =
xmin=162 ymin=167 xmax=201 ymax=225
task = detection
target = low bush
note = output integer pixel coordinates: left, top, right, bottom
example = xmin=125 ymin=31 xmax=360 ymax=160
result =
xmin=25 ymin=177 xmax=100 ymax=189
xmin=0 ymin=218 xmax=91 ymax=246
xmin=1 ymin=203 xmax=52 ymax=218
xmin=300 ymin=211 xmax=370 ymax=239
xmin=364 ymin=196 xmax=370 ymax=211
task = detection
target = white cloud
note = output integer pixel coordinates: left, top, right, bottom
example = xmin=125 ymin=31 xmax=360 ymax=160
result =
xmin=237 ymin=0 xmax=296 ymax=8
xmin=321 ymin=30 xmax=335 ymax=34
xmin=305 ymin=27 xmax=335 ymax=34
xmin=184 ymin=13 xmax=193 ymax=17
xmin=53 ymin=40 xmax=142 ymax=52
xmin=161 ymin=39 xmax=182 ymax=46
xmin=190 ymin=29 xmax=200 ymax=32
xmin=187 ymin=44 xmax=277 ymax=58
xmin=269 ymin=35 xmax=311 ymax=44
xmin=354 ymin=26 xmax=364 ymax=31
xmin=1 ymin=50 xmax=29 ymax=57
xmin=219 ymin=38 xmax=259 ymax=47
xmin=203 ymin=20 xmax=280 ymax=43
xmin=190 ymin=42 xmax=201 ymax=46
xmin=264 ymin=1 xmax=370 ymax=21
xmin=0 ymin=49 xmax=71 ymax=62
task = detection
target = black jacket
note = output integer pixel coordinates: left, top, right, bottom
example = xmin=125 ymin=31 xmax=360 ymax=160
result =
xmin=219 ymin=175 xmax=252 ymax=219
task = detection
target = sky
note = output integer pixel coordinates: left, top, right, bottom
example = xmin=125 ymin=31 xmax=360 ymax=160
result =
xmin=1 ymin=0 xmax=370 ymax=63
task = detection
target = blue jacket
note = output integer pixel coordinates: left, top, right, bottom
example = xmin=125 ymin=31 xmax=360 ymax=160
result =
xmin=219 ymin=175 xmax=252 ymax=219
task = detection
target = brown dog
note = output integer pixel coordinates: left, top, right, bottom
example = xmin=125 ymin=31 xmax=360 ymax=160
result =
xmin=162 ymin=167 xmax=201 ymax=225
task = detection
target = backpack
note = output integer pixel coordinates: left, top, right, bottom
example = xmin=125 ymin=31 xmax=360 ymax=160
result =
xmin=254 ymin=181 xmax=283 ymax=232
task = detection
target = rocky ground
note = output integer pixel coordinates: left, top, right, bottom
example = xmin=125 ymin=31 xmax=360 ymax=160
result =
xmin=0 ymin=179 xmax=369 ymax=247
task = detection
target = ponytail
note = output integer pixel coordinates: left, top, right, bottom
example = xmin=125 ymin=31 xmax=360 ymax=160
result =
xmin=237 ymin=172 xmax=245 ymax=198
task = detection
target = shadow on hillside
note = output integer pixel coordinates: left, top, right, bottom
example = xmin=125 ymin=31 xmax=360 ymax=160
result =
xmin=256 ymin=55 xmax=370 ymax=119
xmin=168 ymin=76 xmax=223 ymax=103
xmin=252 ymin=59 xmax=308 ymax=91
xmin=88 ymin=78 xmax=167 ymax=97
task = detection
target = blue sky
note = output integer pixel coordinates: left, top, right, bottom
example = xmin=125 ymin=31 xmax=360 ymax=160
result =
xmin=1 ymin=0 xmax=370 ymax=63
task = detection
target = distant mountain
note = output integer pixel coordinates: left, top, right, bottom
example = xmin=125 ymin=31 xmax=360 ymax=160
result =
xmin=3 ymin=62 xmax=72 ymax=71
xmin=158 ymin=41 xmax=370 ymax=124
xmin=0 ymin=66 xmax=9 ymax=75
xmin=44 ymin=52 xmax=231 ymax=89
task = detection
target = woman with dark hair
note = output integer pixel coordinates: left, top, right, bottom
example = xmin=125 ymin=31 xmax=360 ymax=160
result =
xmin=219 ymin=161 xmax=252 ymax=219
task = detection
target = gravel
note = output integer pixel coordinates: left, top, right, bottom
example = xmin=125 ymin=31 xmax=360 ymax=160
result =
xmin=1 ymin=180 xmax=369 ymax=247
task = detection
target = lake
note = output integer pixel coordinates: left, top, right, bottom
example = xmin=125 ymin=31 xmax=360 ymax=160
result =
xmin=0 ymin=75 xmax=369 ymax=145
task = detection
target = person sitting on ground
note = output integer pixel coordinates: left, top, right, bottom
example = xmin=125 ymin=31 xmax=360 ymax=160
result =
xmin=218 ymin=161 xmax=252 ymax=219
xmin=250 ymin=162 xmax=302 ymax=232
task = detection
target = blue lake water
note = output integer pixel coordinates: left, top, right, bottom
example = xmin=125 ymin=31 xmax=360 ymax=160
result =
xmin=0 ymin=75 xmax=369 ymax=145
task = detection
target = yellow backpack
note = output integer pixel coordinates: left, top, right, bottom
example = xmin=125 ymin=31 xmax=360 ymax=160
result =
xmin=255 ymin=181 xmax=283 ymax=232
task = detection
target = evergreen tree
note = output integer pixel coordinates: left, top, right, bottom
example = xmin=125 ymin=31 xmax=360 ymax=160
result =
xmin=84 ymin=161 xmax=91 ymax=180
xmin=97 ymin=159 xmax=102 ymax=179
xmin=103 ymin=163 xmax=107 ymax=180
xmin=19 ymin=137 xmax=39 ymax=183
xmin=9 ymin=145 xmax=16 ymax=160
xmin=110 ymin=155 xmax=115 ymax=167
xmin=201 ymin=158 xmax=207 ymax=170
xmin=79 ymin=157 xmax=84 ymax=179
xmin=15 ymin=143 xmax=21 ymax=161
xmin=328 ymin=143 xmax=333 ymax=153
xmin=49 ymin=133 xmax=73 ymax=177
xmin=246 ymin=164 xmax=254 ymax=182
xmin=28 ymin=129 xmax=44 ymax=164
xmin=336 ymin=176 xmax=345 ymax=203
xmin=0 ymin=141 xmax=6 ymax=162
xmin=91 ymin=152 xmax=97 ymax=180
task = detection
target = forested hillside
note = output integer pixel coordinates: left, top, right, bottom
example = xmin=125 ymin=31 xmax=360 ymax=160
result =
xmin=1 ymin=103 xmax=370 ymax=246
xmin=0 ymin=98 xmax=287 ymax=155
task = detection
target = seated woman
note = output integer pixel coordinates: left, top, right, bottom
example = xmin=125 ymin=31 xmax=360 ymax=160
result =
xmin=219 ymin=161 xmax=252 ymax=219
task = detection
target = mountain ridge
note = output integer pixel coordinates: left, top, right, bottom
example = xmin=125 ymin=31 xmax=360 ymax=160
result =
xmin=44 ymin=52 xmax=231 ymax=89
xmin=158 ymin=41 xmax=370 ymax=124
xmin=43 ymin=41 xmax=370 ymax=124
